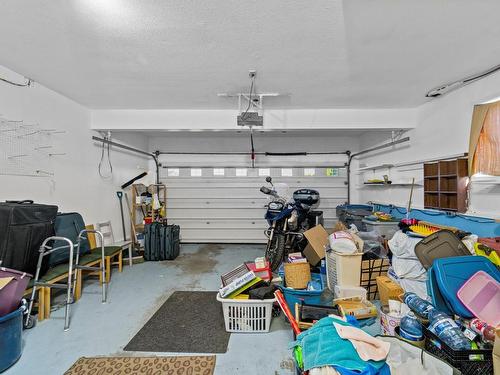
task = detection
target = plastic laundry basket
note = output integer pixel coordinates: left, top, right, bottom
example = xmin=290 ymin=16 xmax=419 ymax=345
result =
xmin=0 ymin=305 xmax=25 ymax=372
xmin=325 ymin=249 xmax=362 ymax=290
xmin=216 ymin=294 xmax=275 ymax=333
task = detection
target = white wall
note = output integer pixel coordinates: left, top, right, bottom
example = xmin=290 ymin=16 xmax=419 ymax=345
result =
xmin=357 ymin=72 xmax=500 ymax=218
xmin=0 ymin=65 xmax=149 ymax=237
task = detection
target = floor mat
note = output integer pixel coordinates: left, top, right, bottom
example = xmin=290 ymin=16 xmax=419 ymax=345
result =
xmin=64 ymin=356 xmax=216 ymax=375
xmin=124 ymin=291 xmax=230 ymax=353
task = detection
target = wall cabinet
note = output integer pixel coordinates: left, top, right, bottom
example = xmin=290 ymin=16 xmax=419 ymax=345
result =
xmin=423 ymin=158 xmax=468 ymax=212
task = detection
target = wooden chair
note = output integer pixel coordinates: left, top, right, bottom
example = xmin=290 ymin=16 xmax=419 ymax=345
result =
xmin=96 ymin=221 xmax=132 ymax=283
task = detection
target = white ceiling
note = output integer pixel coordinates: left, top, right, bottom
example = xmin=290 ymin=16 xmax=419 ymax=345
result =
xmin=1 ymin=0 xmax=499 ymax=109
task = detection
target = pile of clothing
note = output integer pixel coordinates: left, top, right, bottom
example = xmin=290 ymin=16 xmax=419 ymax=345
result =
xmin=291 ymin=316 xmax=391 ymax=375
xmin=291 ymin=315 xmax=456 ymax=375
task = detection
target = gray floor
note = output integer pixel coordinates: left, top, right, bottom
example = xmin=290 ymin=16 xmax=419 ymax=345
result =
xmin=6 ymin=244 xmax=295 ymax=375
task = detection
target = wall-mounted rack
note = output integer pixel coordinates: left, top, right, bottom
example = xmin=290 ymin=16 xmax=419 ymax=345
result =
xmin=0 ymin=117 xmax=65 ymax=177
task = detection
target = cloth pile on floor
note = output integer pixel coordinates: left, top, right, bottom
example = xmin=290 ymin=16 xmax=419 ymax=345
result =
xmin=291 ymin=316 xmax=391 ymax=374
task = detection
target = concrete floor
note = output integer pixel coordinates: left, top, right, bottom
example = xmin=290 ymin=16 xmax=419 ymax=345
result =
xmin=6 ymin=244 xmax=296 ymax=375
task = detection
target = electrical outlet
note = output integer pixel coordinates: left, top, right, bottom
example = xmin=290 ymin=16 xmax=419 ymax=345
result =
xmin=249 ymin=70 xmax=257 ymax=78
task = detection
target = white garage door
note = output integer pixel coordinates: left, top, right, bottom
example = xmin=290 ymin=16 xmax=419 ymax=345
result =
xmin=161 ymin=167 xmax=347 ymax=243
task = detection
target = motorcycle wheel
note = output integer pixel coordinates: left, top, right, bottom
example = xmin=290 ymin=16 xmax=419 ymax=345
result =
xmin=265 ymin=232 xmax=285 ymax=272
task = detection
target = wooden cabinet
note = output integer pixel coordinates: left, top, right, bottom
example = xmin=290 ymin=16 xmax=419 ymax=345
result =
xmin=423 ymin=158 xmax=468 ymax=212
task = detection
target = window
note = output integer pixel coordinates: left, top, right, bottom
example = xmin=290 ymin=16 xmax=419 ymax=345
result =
xmin=235 ymin=168 xmax=247 ymax=177
xmin=281 ymin=168 xmax=293 ymax=177
xmin=304 ymin=168 xmax=315 ymax=176
xmin=213 ymin=168 xmax=225 ymax=176
xmin=470 ymin=101 xmax=500 ymax=176
xmin=167 ymin=168 xmax=179 ymax=177
xmin=190 ymin=168 xmax=202 ymax=177
xmin=258 ymin=168 xmax=270 ymax=176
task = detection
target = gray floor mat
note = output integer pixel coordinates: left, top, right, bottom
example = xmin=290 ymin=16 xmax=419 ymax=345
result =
xmin=124 ymin=291 xmax=230 ymax=353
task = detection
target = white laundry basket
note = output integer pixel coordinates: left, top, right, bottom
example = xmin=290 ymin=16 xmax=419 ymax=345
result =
xmin=325 ymin=249 xmax=363 ymax=290
xmin=216 ymin=294 xmax=275 ymax=333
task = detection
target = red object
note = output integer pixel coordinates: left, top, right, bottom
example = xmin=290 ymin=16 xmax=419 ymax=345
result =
xmin=274 ymin=290 xmax=301 ymax=335
xmin=245 ymin=261 xmax=272 ymax=282
xmin=478 ymin=237 xmax=500 ymax=255
xmin=144 ymin=217 xmax=153 ymax=224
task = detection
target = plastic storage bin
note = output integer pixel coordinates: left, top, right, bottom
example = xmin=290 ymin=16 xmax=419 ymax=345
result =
xmin=216 ymin=294 xmax=275 ymax=333
xmin=0 ymin=267 xmax=32 ymax=317
xmin=362 ymin=219 xmax=399 ymax=239
xmin=336 ymin=204 xmax=373 ymax=231
xmin=279 ymin=273 xmax=324 ymax=312
xmin=325 ymin=250 xmax=362 ymax=290
xmin=0 ymin=305 xmax=25 ymax=372
xmin=457 ymin=270 xmax=500 ymax=327
xmin=424 ymin=327 xmax=493 ymax=375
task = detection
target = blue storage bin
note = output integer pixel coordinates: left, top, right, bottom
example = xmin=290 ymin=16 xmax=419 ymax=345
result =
xmin=0 ymin=305 xmax=24 ymax=372
xmin=279 ymin=273 xmax=325 ymax=312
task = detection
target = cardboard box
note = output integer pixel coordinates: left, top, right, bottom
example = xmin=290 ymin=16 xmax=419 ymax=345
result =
xmin=303 ymin=224 xmax=329 ymax=266
xmin=376 ymin=275 xmax=404 ymax=305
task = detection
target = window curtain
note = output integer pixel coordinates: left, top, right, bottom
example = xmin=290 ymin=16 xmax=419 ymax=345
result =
xmin=469 ymin=101 xmax=500 ymax=176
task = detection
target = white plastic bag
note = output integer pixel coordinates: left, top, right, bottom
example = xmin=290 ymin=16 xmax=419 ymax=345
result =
xmin=328 ymin=231 xmax=357 ymax=254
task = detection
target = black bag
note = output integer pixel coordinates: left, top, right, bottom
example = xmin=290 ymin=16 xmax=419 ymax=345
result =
xmin=144 ymin=223 xmax=180 ymax=261
xmin=51 ymin=212 xmax=91 ymax=267
xmin=0 ymin=200 xmax=58 ymax=275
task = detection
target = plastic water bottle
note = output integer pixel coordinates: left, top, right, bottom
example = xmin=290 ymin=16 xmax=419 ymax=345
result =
xmin=428 ymin=309 xmax=471 ymax=350
xmin=403 ymin=292 xmax=434 ymax=318
xmin=399 ymin=311 xmax=423 ymax=341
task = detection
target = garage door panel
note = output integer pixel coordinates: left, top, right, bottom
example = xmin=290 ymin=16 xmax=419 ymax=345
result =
xmin=168 ymin=207 xmax=338 ymax=220
xmin=166 ymin=197 xmax=346 ymax=209
xmin=161 ymin=167 xmax=347 ymax=242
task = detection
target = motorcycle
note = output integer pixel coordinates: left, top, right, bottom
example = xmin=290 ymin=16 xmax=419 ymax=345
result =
xmin=260 ymin=176 xmax=322 ymax=271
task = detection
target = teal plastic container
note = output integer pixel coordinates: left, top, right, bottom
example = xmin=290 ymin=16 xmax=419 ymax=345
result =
xmin=279 ymin=273 xmax=325 ymax=312
xmin=0 ymin=305 xmax=24 ymax=372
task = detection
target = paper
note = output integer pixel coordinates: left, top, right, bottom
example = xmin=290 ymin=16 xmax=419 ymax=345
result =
xmin=0 ymin=277 xmax=14 ymax=290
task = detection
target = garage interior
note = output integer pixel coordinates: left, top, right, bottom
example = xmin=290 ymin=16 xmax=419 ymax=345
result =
xmin=0 ymin=1 xmax=499 ymax=375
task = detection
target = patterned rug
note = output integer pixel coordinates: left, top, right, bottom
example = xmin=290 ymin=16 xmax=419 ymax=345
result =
xmin=64 ymin=356 xmax=216 ymax=375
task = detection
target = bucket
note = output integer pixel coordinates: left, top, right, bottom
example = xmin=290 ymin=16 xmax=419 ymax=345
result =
xmin=0 ymin=267 xmax=32 ymax=317
xmin=0 ymin=305 xmax=25 ymax=372
xmin=394 ymin=326 xmax=425 ymax=349
xmin=380 ymin=306 xmax=402 ymax=336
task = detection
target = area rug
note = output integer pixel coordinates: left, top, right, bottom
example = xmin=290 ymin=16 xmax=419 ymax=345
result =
xmin=64 ymin=356 xmax=216 ymax=375
xmin=124 ymin=291 xmax=230 ymax=353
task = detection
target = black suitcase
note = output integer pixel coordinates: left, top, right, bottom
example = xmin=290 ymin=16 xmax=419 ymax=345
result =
xmin=51 ymin=212 xmax=91 ymax=268
xmin=160 ymin=224 xmax=180 ymax=260
xmin=144 ymin=223 xmax=180 ymax=261
xmin=0 ymin=200 xmax=58 ymax=275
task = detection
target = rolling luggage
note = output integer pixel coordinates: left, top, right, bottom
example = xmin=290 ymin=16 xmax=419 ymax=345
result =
xmin=144 ymin=222 xmax=180 ymax=261
xmin=51 ymin=212 xmax=91 ymax=267
xmin=0 ymin=200 xmax=58 ymax=275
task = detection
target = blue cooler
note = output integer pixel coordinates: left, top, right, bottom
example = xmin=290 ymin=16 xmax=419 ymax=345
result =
xmin=0 ymin=305 xmax=25 ymax=372
xmin=279 ymin=273 xmax=325 ymax=312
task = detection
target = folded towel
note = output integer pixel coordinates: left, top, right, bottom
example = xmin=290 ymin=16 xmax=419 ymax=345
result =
xmin=334 ymin=322 xmax=391 ymax=362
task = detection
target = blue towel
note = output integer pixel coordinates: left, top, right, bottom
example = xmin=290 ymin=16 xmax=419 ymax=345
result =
xmin=290 ymin=317 xmax=387 ymax=372
xmin=334 ymin=363 xmax=391 ymax=375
